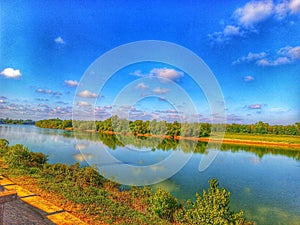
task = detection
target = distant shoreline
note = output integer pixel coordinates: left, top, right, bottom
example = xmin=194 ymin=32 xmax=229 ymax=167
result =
xmin=3 ymin=124 xmax=298 ymax=150
xmin=73 ymin=129 xmax=300 ymax=150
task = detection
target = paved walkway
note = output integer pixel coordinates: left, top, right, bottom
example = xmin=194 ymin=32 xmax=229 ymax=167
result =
xmin=4 ymin=198 xmax=55 ymax=225
xmin=0 ymin=175 xmax=88 ymax=225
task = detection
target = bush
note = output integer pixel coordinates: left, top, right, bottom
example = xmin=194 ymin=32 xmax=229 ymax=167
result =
xmin=42 ymin=162 xmax=103 ymax=188
xmin=148 ymin=188 xmax=179 ymax=221
xmin=0 ymin=139 xmax=9 ymax=155
xmin=183 ymin=178 xmax=249 ymax=225
xmin=3 ymin=144 xmax=47 ymax=168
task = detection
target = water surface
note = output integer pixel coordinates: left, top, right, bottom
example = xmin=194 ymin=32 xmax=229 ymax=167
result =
xmin=0 ymin=125 xmax=299 ymax=224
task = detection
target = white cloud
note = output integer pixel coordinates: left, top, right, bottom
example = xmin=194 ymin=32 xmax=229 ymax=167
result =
xmin=248 ymin=104 xmax=262 ymax=109
xmin=0 ymin=99 xmax=5 ymax=103
xmin=0 ymin=68 xmax=22 ymax=78
xmin=275 ymin=1 xmax=290 ymax=19
xmin=130 ymin=70 xmax=146 ymax=77
xmin=223 ymin=25 xmax=242 ymax=36
xmin=104 ymin=105 xmax=112 ymax=109
xmin=244 ymin=75 xmax=255 ymax=82
xmin=258 ymin=57 xmax=287 ymax=66
xmin=54 ymin=36 xmax=65 ymax=44
xmin=234 ymin=0 xmax=274 ymax=27
xmin=233 ymin=52 xmax=267 ymax=65
xmin=209 ymin=0 xmax=300 ymax=44
xmin=135 ymin=82 xmax=149 ymax=90
xmin=286 ymin=45 xmax=300 ymax=60
xmin=289 ymin=0 xmax=300 ymax=14
xmin=152 ymin=87 xmax=169 ymax=94
xmin=234 ymin=45 xmax=300 ymax=66
xmin=150 ymin=68 xmax=184 ymax=81
xmin=36 ymin=88 xmax=53 ymax=94
xmin=256 ymin=58 xmax=271 ymax=66
xmin=77 ymin=101 xmax=90 ymax=106
xmin=77 ymin=90 xmax=98 ymax=98
xmin=64 ymin=80 xmax=79 ymax=87
xmin=130 ymin=68 xmax=184 ymax=82
xmin=209 ymin=25 xmax=244 ymax=43
xmin=0 ymin=102 xmax=73 ymax=120
xmin=156 ymin=109 xmax=179 ymax=114
xmin=270 ymin=107 xmax=288 ymax=112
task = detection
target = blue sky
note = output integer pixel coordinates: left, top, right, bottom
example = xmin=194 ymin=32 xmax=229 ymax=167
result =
xmin=0 ymin=0 xmax=299 ymax=124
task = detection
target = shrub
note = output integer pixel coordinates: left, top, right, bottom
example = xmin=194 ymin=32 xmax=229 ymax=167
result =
xmin=148 ymin=188 xmax=179 ymax=221
xmin=0 ymin=139 xmax=9 ymax=155
xmin=184 ymin=178 xmax=249 ymax=225
xmin=42 ymin=162 xmax=103 ymax=188
xmin=3 ymin=144 xmax=47 ymax=168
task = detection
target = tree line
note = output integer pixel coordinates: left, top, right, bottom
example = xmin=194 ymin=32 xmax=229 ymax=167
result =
xmin=35 ymin=117 xmax=300 ymax=136
xmin=0 ymin=118 xmax=35 ymax=125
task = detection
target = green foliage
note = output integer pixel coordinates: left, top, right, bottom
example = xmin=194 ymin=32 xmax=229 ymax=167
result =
xmin=35 ymin=118 xmax=72 ymax=129
xmin=147 ymin=179 xmax=252 ymax=224
xmin=226 ymin=121 xmax=300 ymax=135
xmin=35 ymin=117 xmax=300 ymax=138
xmin=0 ymin=138 xmax=9 ymax=155
xmin=148 ymin=188 xmax=179 ymax=221
xmin=0 ymin=138 xmax=9 ymax=147
xmin=0 ymin=118 xmax=35 ymax=125
xmin=183 ymin=178 xmax=248 ymax=225
xmin=3 ymin=144 xmax=47 ymax=168
xmin=42 ymin=162 xmax=103 ymax=188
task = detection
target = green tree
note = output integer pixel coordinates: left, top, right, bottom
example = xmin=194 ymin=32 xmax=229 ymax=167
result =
xmin=254 ymin=121 xmax=268 ymax=134
xmin=148 ymin=188 xmax=179 ymax=221
xmin=184 ymin=179 xmax=248 ymax=225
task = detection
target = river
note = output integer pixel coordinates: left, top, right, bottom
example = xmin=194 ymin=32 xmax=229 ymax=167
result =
xmin=0 ymin=124 xmax=299 ymax=224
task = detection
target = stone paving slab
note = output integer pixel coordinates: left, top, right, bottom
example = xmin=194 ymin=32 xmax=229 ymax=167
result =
xmin=0 ymin=177 xmax=14 ymax=186
xmin=4 ymin=184 xmax=35 ymax=198
xmin=21 ymin=196 xmax=64 ymax=214
xmin=47 ymin=212 xmax=88 ymax=225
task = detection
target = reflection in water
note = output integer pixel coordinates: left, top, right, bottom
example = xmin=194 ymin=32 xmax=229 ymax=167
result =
xmin=73 ymin=153 xmax=94 ymax=162
xmin=74 ymin=143 xmax=89 ymax=151
xmin=67 ymin=129 xmax=300 ymax=161
xmin=250 ymin=205 xmax=300 ymax=225
xmin=0 ymin=125 xmax=299 ymax=225
xmin=152 ymin=179 xmax=180 ymax=193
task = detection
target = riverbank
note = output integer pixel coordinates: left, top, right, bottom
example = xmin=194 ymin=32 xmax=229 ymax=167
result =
xmin=96 ymin=130 xmax=300 ymax=150
xmin=33 ymin=118 xmax=300 ymax=150
xmin=180 ymin=133 xmax=300 ymax=150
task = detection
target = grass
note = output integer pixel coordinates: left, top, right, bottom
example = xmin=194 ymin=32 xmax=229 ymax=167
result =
xmin=223 ymin=133 xmax=300 ymax=145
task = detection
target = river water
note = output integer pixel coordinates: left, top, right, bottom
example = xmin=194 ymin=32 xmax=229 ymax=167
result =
xmin=0 ymin=124 xmax=299 ymax=224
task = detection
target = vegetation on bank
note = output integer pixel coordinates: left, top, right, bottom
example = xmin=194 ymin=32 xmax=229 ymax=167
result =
xmin=77 ymin=133 xmax=300 ymax=160
xmin=0 ymin=118 xmax=35 ymax=125
xmin=35 ymin=117 xmax=300 ymax=137
xmin=224 ymin=133 xmax=300 ymax=144
xmin=0 ymin=139 xmax=254 ymax=225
